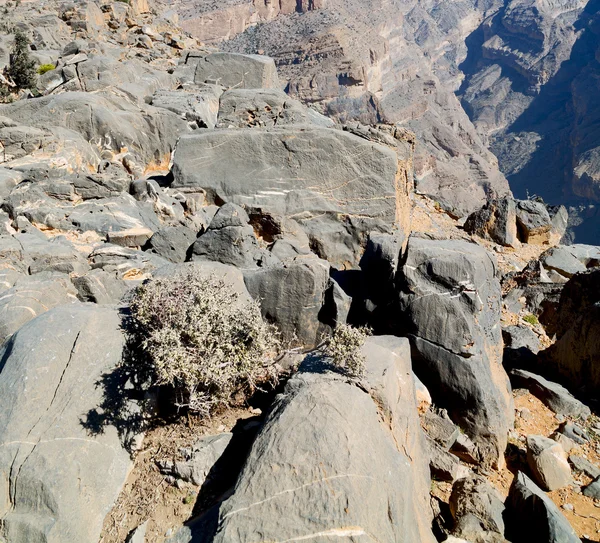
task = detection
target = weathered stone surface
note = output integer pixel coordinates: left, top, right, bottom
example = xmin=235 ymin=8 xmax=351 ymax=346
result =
xmin=171 ymin=127 xmax=407 ymax=267
xmin=502 ymin=325 xmax=540 ymax=370
xmin=0 ymin=304 xmax=130 ymax=543
xmin=569 ymin=455 xmax=600 ymax=479
xmin=193 ymin=52 xmax=280 ymax=89
xmin=243 ymin=254 xmax=330 ymax=346
xmin=449 ymin=475 xmax=505 ymax=539
xmin=152 ymin=87 xmax=222 ymax=129
xmin=217 ymin=88 xmax=334 ymax=128
xmin=505 ymin=472 xmax=580 ymax=543
xmin=557 ymin=422 xmax=590 ymax=446
xmin=540 ymin=247 xmax=587 ymax=279
xmin=515 ymin=200 xmax=553 ymax=244
xmin=511 ymin=369 xmax=590 ymax=419
xmin=526 ymin=435 xmax=572 ymax=491
xmin=71 ymin=269 xmax=128 ymax=304
xmin=464 ymin=197 xmax=519 ymax=248
xmin=398 ymin=237 xmax=513 ymax=466
xmin=0 ymin=274 xmax=77 ymax=345
xmin=145 ymin=225 xmax=197 ymax=263
xmin=171 ymin=336 xmax=436 ymax=543
xmin=421 ymin=411 xmax=460 ymax=450
xmin=427 ymin=437 xmax=470 ymax=482
xmin=583 ymin=477 xmax=600 ymax=499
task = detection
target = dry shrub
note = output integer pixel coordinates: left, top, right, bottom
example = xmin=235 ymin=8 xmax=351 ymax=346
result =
xmin=324 ymin=323 xmax=371 ymax=378
xmin=129 ymin=269 xmax=280 ymax=415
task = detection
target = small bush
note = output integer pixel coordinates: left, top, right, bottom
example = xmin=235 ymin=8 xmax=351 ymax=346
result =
xmin=128 ymin=270 xmax=280 ymax=415
xmin=324 ymin=324 xmax=371 ymax=378
xmin=37 ymin=63 xmax=55 ymax=75
xmin=523 ymin=314 xmax=539 ymax=326
xmin=8 ymin=30 xmax=37 ymax=90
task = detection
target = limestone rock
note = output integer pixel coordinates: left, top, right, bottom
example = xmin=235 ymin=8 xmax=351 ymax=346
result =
xmin=193 ymin=52 xmax=280 ymax=89
xmin=526 ymin=435 xmax=572 ymax=491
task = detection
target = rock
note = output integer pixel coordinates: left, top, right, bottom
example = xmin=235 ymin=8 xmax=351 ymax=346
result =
xmin=449 ymin=475 xmax=505 ymax=538
xmin=0 ymin=305 xmax=130 ymax=543
xmin=216 ymin=88 xmax=334 ymax=128
xmin=540 ymin=246 xmax=587 ymax=279
xmin=191 ymin=203 xmax=273 ymax=269
xmin=422 ymin=411 xmax=460 ymax=450
xmin=89 ymin=244 xmax=169 ymax=278
xmin=108 ymin=227 xmax=154 ymax=248
xmin=511 ymin=370 xmax=590 ymax=419
xmin=193 ymin=52 xmax=280 ymax=89
xmin=398 ymin=237 xmax=513 ymax=467
xmin=502 ymin=325 xmax=540 ymax=370
xmin=427 ymin=437 xmax=471 ymax=482
xmin=505 ymin=472 xmax=580 ymax=543
xmin=126 ymin=521 xmax=149 ymax=543
xmin=414 ymin=373 xmax=432 ymax=413
xmin=583 ymin=477 xmax=600 ymax=499
xmin=526 ymin=435 xmax=572 ymax=491
xmin=551 ymin=433 xmax=576 ymax=454
xmin=145 ymin=225 xmax=197 ymax=263
xmin=243 ymin=254 xmax=330 ymax=346
xmin=569 ymin=455 xmax=600 ymax=479
xmin=162 ymin=433 xmax=233 ymax=486
xmin=557 ymin=422 xmax=590 ymax=445
xmin=152 ymin=87 xmax=222 ymax=129
xmin=171 ymin=126 xmax=408 ymax=268
xmin=464 ymin=197 xmax=519 ymax=248
xmin=451 ymin=433 xmax=479 ymax=465
xmin=173 ymin=336 xmax=437 ymax=543
xmin=71 ymin=269 xmax=128 ymax=304
xmin=0 ymin=274 xmax=77 ymax=345
xmin=515 ymin=200 xmax=553 ymax=244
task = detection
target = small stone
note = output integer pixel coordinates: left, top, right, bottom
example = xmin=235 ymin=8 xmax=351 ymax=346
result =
xmin=519 ymin=408 xmax=533 ymax=421
xmin=556 ymin=414 xmax=566 ymax=423
xmin=562 ymin=503 xmax=574 ymax=511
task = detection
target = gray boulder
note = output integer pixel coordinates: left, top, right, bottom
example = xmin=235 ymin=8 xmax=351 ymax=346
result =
xmin=398 ymin=237 xmax=513 ymax=467
xmin=145 ymin=225 xmax=197 ymax=263
xmin=171 ymin=127 xmax=405 ymax=267
xmin=71 ymin=269 xmax=128 ymax=304
xmin=0 ymin=304 xmax=130 ymax=543
xmin=526 ymin=435 xmax=572 ymax=491
xmin=540 ymin=247 xmax=587 ymax=279
xmin=0 ymin=274 xmax=77 ymax=345
xmin=583 ymin=477 xmax=600 ymax=499
xmin=464 ymin=197 xmax=519 ymax=248
xmin=421 ymin=410 xmax=460 ymax=450
xmin=172 ymin=335 xmax=436 ymax=543
xmin=151 ymin=86 xmax=222 ymax=129
xmin=427 ymin=438 xmax=470 ymax=482
xmin=569 ymin=455 xmax=600 ymax=479
xmin=502 ymin=325 xmax=540 ymax=370
xmin=505 ymin=471 xmax=580 ymax=543
xmin=243 ymin=253 xmax=330 ymax=346
xmin=511 ymin=369 xmax=590 ymax=419
xmin=193 ymin=52 xmax=280 ymax=89
xmin=449 ymin=475 xmax=505 ymax=540
xmin=515 ymin=200 xmax=553 ymax=244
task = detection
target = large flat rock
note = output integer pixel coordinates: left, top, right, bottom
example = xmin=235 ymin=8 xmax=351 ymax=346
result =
xmin=172 ymin=127 xmax=407 ymax=267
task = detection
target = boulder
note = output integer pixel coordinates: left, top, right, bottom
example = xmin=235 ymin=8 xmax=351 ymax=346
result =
xmin=569 ymin=455 xmax=600 ymax=479
xmin=151 ymin=87 xmax=222 ymax=129
xmin=505 ymin=472 xmax=580 ymax=543
xmin=71 ymin=269 xmax=128 ymax=304
xmin=0 ymin=274 xmax=77 ymax=345
xmin=510 ymin=369 xmax=590 ymax=419
xmin=515 ymin=200 xmax=553 ymax=244
xmin=427 ymin=438 xmax=470 ymax=482
xmin=0 ymin=304 xmax=130 ymax=543
xmin=583 ymin=477 xmax=600 ymax=499
xmin=526 ymin=435 xmax=572 ymax=491
xmin=464 ymin=197 xmax=519 ymax=248
xmin=421 ymin=411 xmax=460 ymax=450
xmin=144 ymin=225 xmax=197 ymax=264
xmin=398 ymin=237 xmax=513 ymax=467
xmin=193 ymin=53 xmax=280 ymax=89
xmin=557 ymin=422 xmax=590 ymax=446
xmin=171 ymin=336 xmax=436 ymax=543
xmin=449 ymin=475 xmax=505 ymax=539
xmin=171 ymin=127 xmax=407 ymax=267
xmin=540 ymin=246 xmax=587 ymax=279
xmin=502 ymin=325 xmax=540 ymax=370
xmin=243 ymin=254 xmax=330 ymax=346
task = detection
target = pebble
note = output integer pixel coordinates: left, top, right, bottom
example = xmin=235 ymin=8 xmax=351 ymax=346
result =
xmin=519 ymin=408 xmax=533 ymax=421
xmin=562 ymin=503 xmax=574 ymax=511
xmin=556 ymin=414 xmax=566 ymax=423
xmin=165 ymin=528 xmax=173 ymax=537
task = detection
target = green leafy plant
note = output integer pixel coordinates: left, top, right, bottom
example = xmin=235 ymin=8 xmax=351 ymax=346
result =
xmin=324 ymin=324 xmax=372 ymax=379
xmin=7 ymin=29 xmax=37 ymax=90
xmin=523 ymin=314 xmax=539 ymax=326
xmin=127 ymin=269 xmax=281 ymax=415
xmin=37 ymin=63 xmax=55 ymax=75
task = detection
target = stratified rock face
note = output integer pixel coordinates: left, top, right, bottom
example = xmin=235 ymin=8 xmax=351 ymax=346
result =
xmin=174 ymin=336 xmax=436 ymax=543
xmin=173 ymin=0 xmax=511 ymax=216
xmin=398 ymin=236 xmax=513 ymax=466
xmin=0 ymin=304 xmax=130 ymax=543
xmin=172 ymin=126 xmax=408 ymax=267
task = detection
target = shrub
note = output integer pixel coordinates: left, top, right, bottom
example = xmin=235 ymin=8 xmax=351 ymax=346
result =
xmin=523 ymin=313 xmax=539 ymax=326
xmin=8 ymin=30 xmax=37 ymax=90
xmin=128 ymin=269 xmax=280 ymax=415
xmin=37 ymin=63 xmax=55 ymax=75
xmin=324 ymin=324 xmax=371 ymax=379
